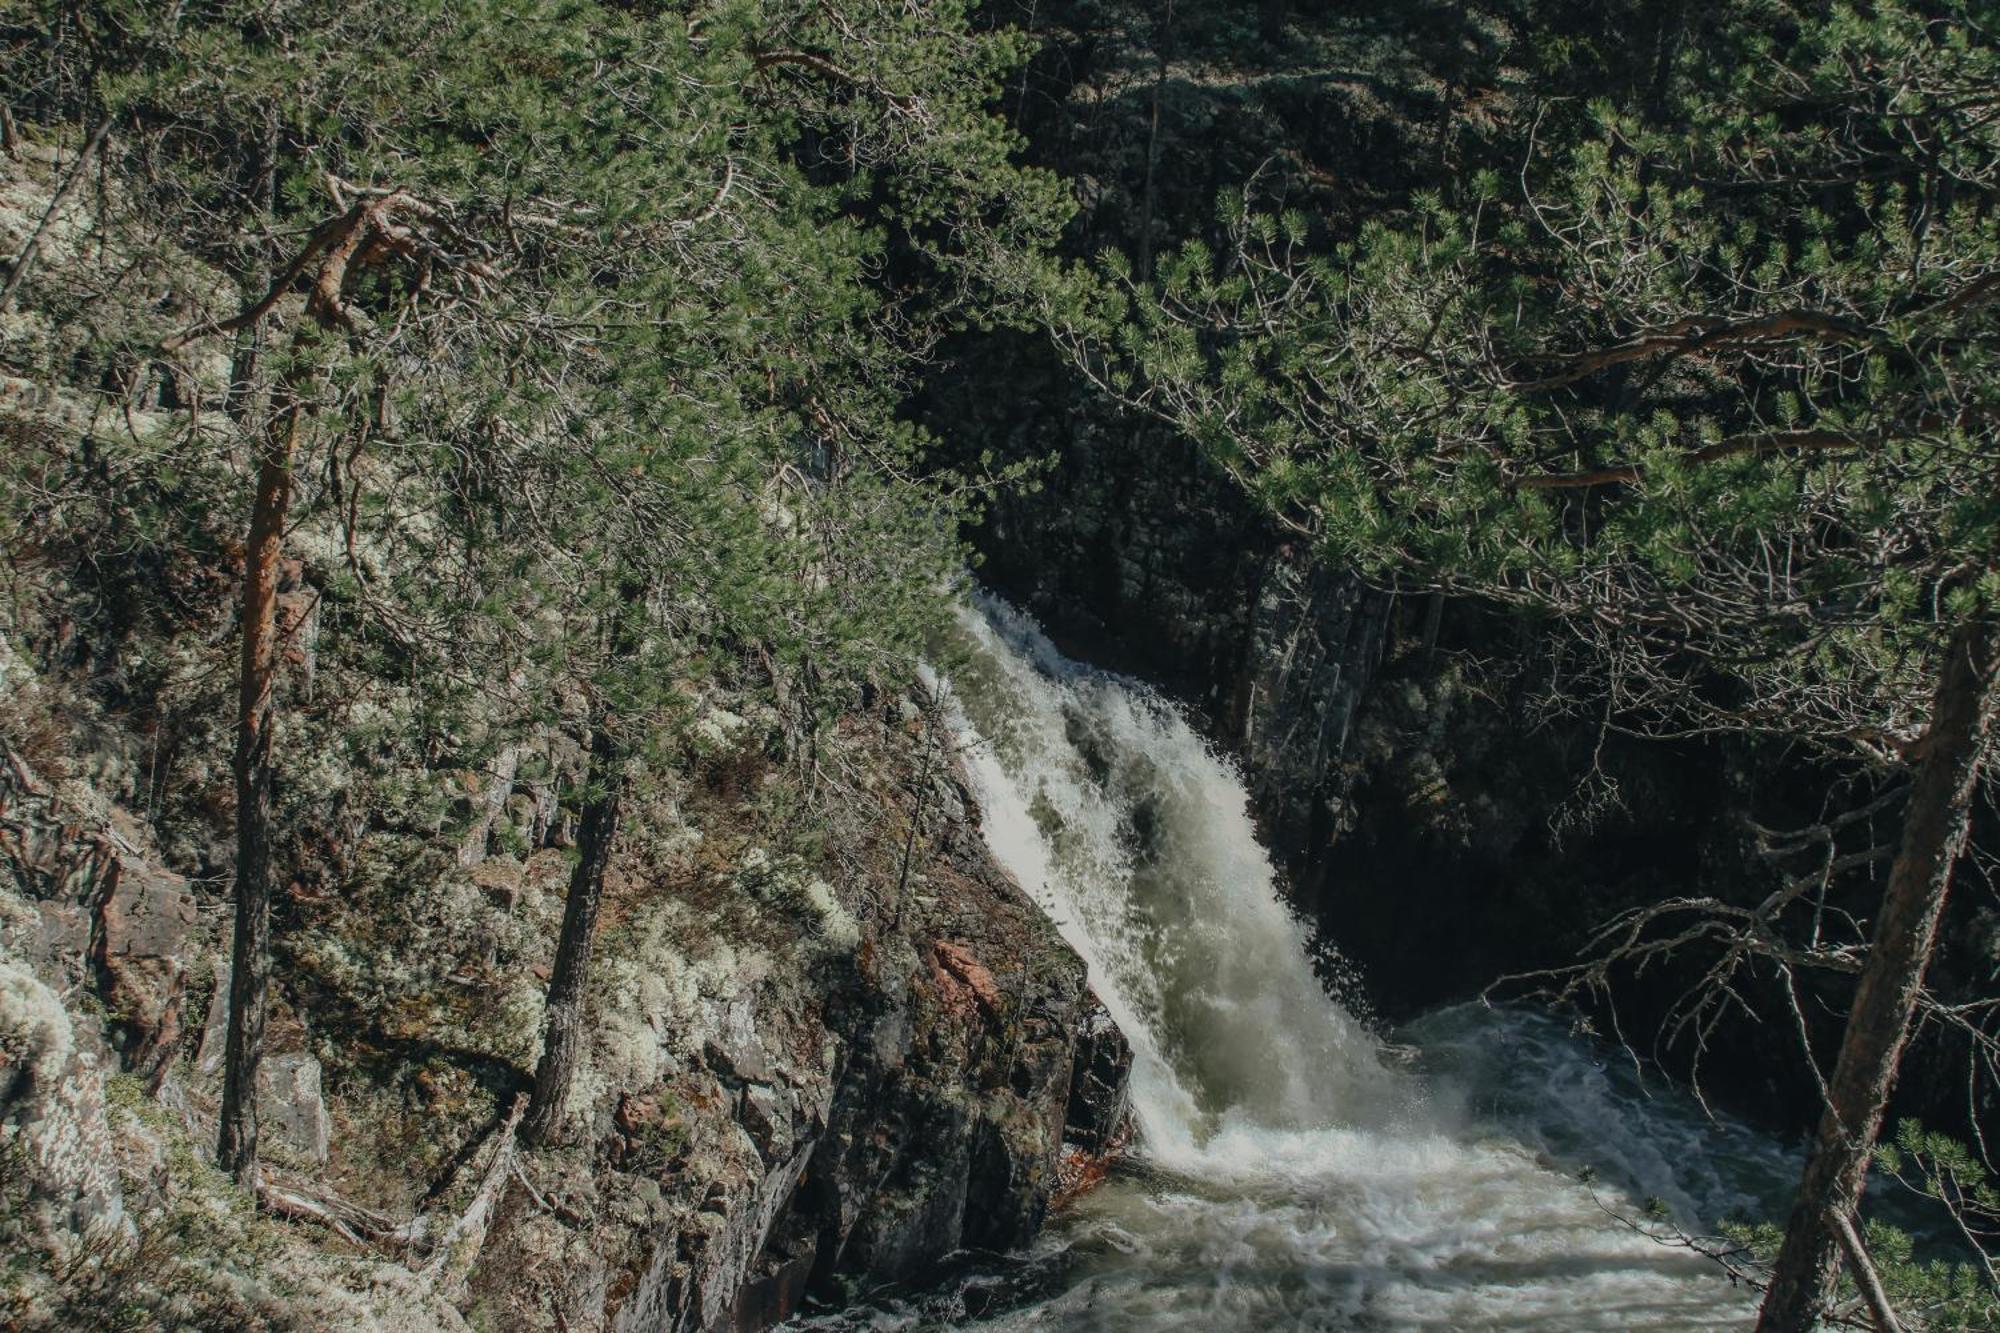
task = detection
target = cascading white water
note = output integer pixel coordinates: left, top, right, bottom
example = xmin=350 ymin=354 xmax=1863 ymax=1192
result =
xmin=829 ymin=595 xmax=1799 ymax=1331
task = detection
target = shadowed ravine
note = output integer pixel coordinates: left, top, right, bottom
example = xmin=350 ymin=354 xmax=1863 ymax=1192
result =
xmin=807 ymin=596 xmax=1802 ymax=1331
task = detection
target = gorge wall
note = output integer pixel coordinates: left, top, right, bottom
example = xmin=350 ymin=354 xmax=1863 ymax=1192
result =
xmin=949 ymin=338 xmax=2000 ymax=1140
xmin=0 ymin=619 xmax=1131 ymax=1333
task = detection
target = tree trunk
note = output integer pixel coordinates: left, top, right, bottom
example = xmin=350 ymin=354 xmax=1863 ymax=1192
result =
xmin=205 ymin=183 xmax=381 ymax=1189
xmin=1259 ymin=0 xmax=1286 ymax=47
xmin=520 ymin=711 xmax=626 ymax=1144
xmin=1754 ymin=619 xmax=1996 ymax=1331
xmin=1136 ymin=0 xmax=1174 ymax=282
xmin=216 ymin=385 xmax=305 ymax=1187
xmin=0 ymin=116 xmax=112 ymax=315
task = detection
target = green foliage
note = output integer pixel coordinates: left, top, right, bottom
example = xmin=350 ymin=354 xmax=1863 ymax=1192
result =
xmin=2 ymin=0 xmax=1073 ymax=800
xmin=1717 ymin=1121 xmax=2000 ymax=1330
xmin=1041 ymin=0 xmax=2000 ymax=751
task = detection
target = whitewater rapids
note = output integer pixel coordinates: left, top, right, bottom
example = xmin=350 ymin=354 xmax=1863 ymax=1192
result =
xmin=811 ymin=595 xmax=1798 ymax=1331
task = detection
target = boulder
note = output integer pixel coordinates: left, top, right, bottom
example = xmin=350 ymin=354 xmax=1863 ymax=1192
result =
xmin=91 ymin=859 xmax=196 ymax=1072
xmin=0 ymin=956 xmax=129 ymax=1244
xmin=256 ymin=1051 xmax=331 ymax=1166
xmin=1063 ymin=995 xmax=1133 ymax=1157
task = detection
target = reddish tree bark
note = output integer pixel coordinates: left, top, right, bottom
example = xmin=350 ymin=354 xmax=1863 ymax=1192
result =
xmin=216 ymin=386 xmax=303 ymax=1186
xmin=1754 ymin=619 xmax=1996 ymax=1331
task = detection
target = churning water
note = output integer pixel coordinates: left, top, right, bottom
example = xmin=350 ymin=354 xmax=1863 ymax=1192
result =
xmin=815 ymin=595 xmax=1801 ymax=1331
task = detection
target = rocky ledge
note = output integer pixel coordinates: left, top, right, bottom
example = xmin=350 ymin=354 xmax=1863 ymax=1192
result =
xmin=0 ymin=682 xmax=1130 ymax=1332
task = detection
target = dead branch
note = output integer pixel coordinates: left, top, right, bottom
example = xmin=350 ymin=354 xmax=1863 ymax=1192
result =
xmin=0 ymin=115 xmax=113 ymax=315
xmin=1511 ymin=309 xmax=1880 ymax=391
xmin=752 ymin=47 xmax=924 ymax=118
xmin=258 ymin=1171 xmax=430 ymax=1250
xmin=162 ymin=179 xmax=499 ymax=352
xmin=1515 ymin=428 xmax=1883 ymax=491
xmin=1833 ymin=1210 xmax=1906 ymax=1333
xmin=418 ymin=1094 xmax=526 ymax=1296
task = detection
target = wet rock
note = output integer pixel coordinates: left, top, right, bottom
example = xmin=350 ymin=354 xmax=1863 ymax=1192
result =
xmin=1063 ymin=996 xmax=1133 ymax=1157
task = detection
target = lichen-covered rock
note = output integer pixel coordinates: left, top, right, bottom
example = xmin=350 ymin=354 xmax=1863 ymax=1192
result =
xmin=0 ymin=135 xmax=1127 ymax=1332
xmin=585 ymin=838 xmax=1128 ymax=1333
xmin=0 ymin=955 xmax=129 ymax=1246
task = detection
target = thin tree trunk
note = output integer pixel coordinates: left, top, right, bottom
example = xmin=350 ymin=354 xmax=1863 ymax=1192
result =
xmin=1419 ymin=591 xmax=1445 ymax=665
xmin=216 ymin=381 xmax=305 ymax=1187
xmin=1136 ymin=0 xmax=1173 ymax=282
xmin=1754 ymin=619 xmax=1996 ymax=1331
xmin=0 ymin=115 xmax=111 ymax=315
xmin=1259 ymin=0 xmax=1285 ymax=47
xmin=1833 ymin=1211 xmax=1903 ymax=1333
xmin=225 ymin=113 xmax=280 ymax=426
xmin=520 ymin=706 xmax=626 ymax=1144
xmin=893 ymin=695 xmax=939 ymax=929
xmin=203 ymin=179 xmax=383 ymax=1189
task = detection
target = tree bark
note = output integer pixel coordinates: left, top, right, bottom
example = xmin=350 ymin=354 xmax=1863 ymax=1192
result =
xmin=1258 ymin=0 xmax=1286 ymax=47
xmin=1833 ymin=1211 xmax=1903 ymax=1333
xmin=203 ymin=186 xmax=409 ymax=1188
xmin=520 ymin=709 xmax=626 ymax=1144
xmin=1754 ymin=619 xmax=1996 ymax=1331
xmin=216 ymin=383 xmax=305 ymax=1187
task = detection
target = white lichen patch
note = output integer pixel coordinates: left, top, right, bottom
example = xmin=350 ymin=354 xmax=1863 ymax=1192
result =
xmin=0 ymin=954 xmax=131 ymax=1245
xmin=736 ymin=850 xmax=861 ymax=953
xmin=801 ymin=877 xmax=861 ymax=950
xmin=689 ymin=706 xmax=748 ymax=757
xmin=570 ymin=900 xmax=773 ymax=1133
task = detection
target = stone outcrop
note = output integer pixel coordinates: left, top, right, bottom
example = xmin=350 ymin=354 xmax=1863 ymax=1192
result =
xmin=486 ymin=768 xmax=1132 ymax=1333
xmin=257 ymin=1051 xmax=332 ymax=1167
xmin=2 ymin=753 xmax=196 ymax=1075
xmin=0 ymin=954 xmax=130 ymax=1248
xmin=1 ymin=670 xmax=1130 ymax=1333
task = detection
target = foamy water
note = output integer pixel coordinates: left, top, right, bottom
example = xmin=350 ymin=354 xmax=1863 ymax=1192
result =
xmin=810 ymin=595 xmax=1797 ymax=1331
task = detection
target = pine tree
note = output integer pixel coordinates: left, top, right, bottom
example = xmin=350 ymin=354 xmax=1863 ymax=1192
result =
xmin=12 ymin=0 xmax=1067 ymax=1180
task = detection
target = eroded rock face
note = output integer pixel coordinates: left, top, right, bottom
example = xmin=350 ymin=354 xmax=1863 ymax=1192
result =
xmin=3 ymin=756 xmax=196 ymax=1076
xmin=91 ymin=858 xmax=197 ymax=1075
xmin=943 ymin=387 xmax=1390 ymax=902
xmin=598 ymin=830 xmax=1130 ymax=1333
xmin=4 ymin=626 xmax=1129 ymax=1333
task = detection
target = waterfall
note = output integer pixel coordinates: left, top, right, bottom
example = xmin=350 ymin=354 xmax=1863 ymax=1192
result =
xmin=883 ymin=594 xmax=1801 ymax=1332
xmin=941 ymin=595 xmax=1414 ymax=1158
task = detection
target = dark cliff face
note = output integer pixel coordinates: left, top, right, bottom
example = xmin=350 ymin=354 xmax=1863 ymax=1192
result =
xmin=925 ymin=0 xmax=1997 ymax=1146
xmin=935 ymin=334 xmax=1391 ymax=899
